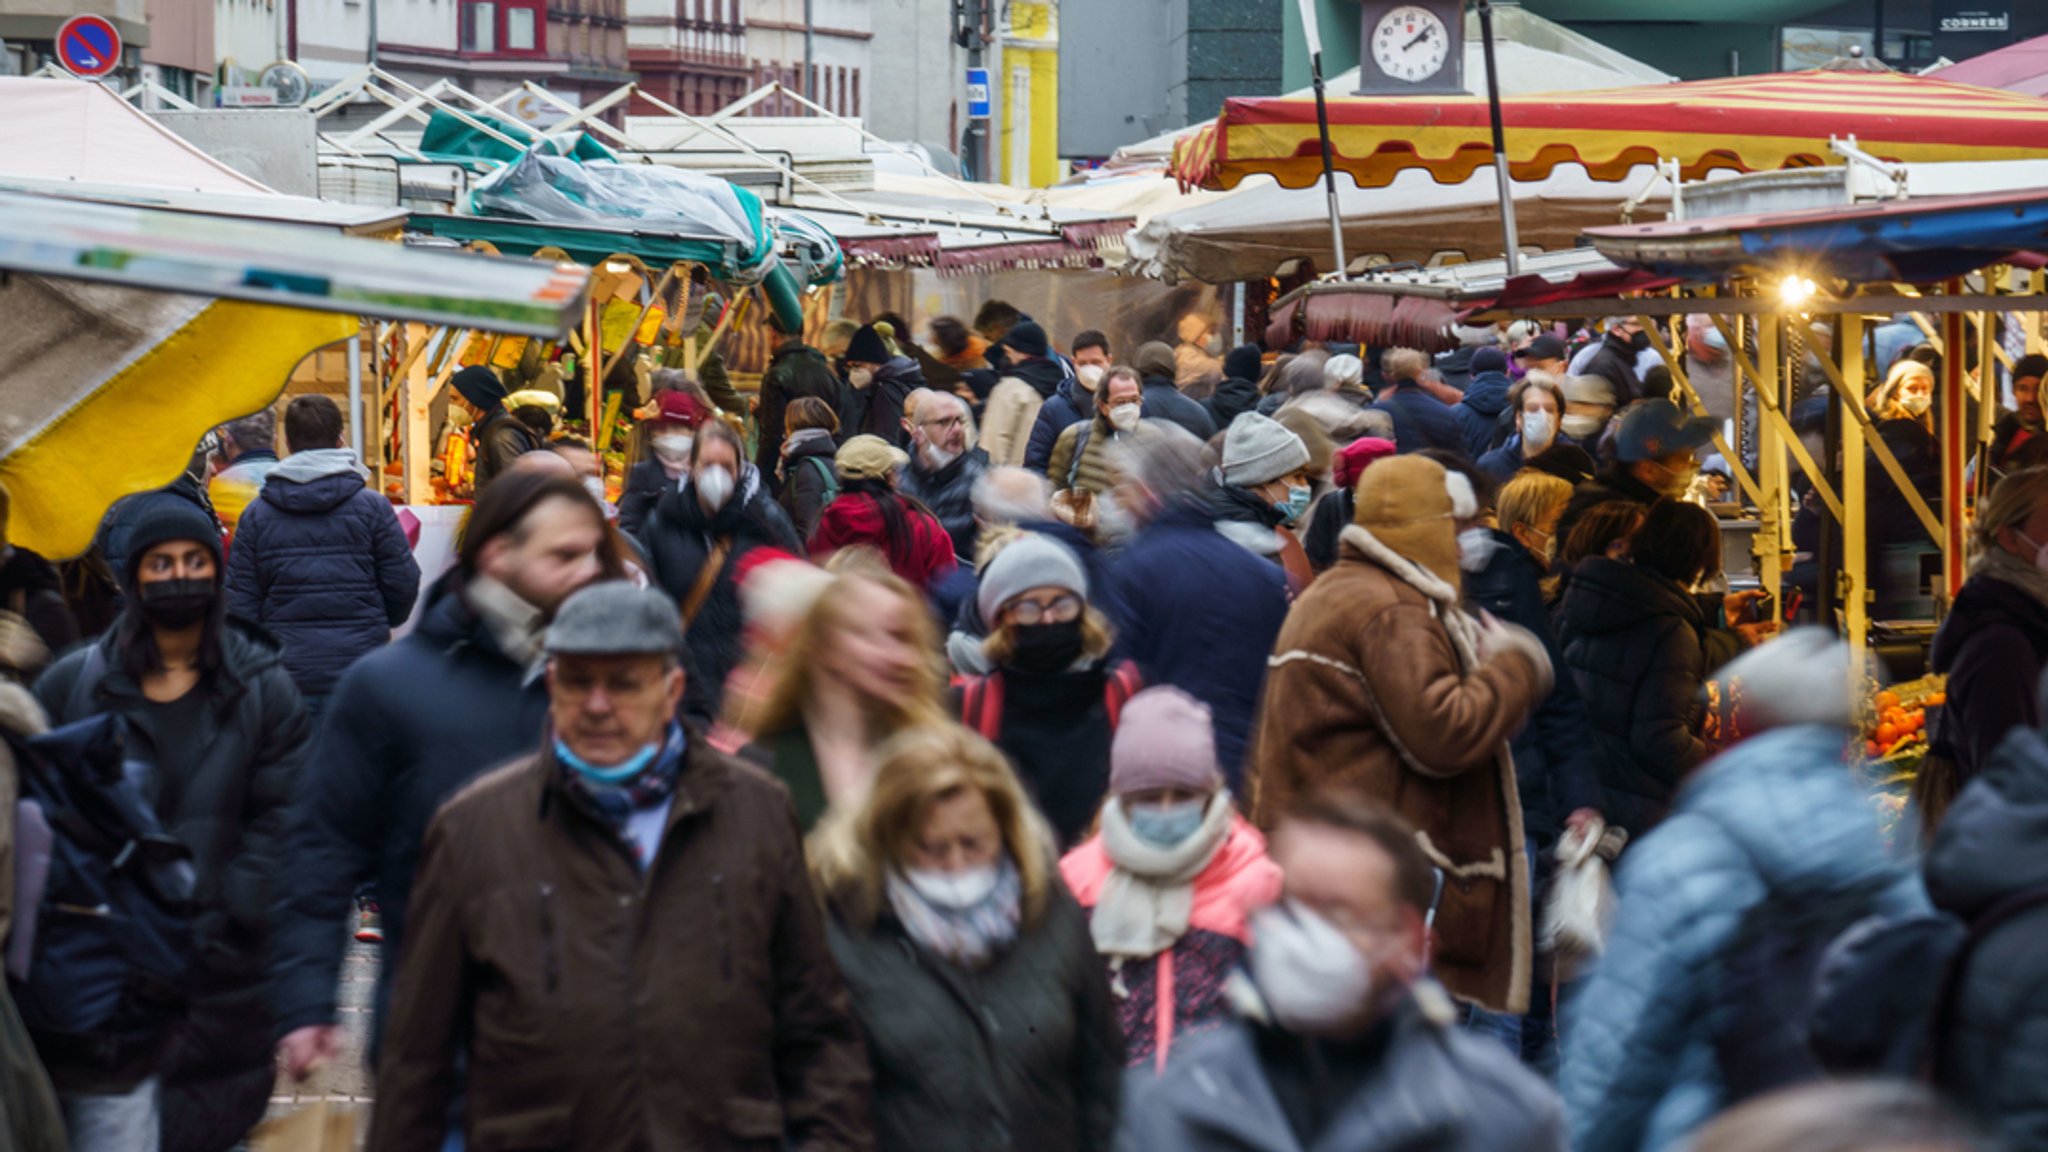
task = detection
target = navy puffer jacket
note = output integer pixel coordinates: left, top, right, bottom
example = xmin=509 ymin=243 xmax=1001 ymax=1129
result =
xmin=226 ymin=450 xmax=420 ymax=698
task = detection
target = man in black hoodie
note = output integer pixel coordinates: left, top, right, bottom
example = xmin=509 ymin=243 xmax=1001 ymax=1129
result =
xmin=451 ymin=364 xmax=543 ymax=494
xmin=1454 ymin=347 xmax=1514 ymax=459
xmin=1132 ymin=340 xmax=1217 ymax=441
xmin=755 ymin=316 xmax=843 ymax=490
xmin=840 ymin=322 xmax=923 ymax=448
xmin=1206 ymin=344 xmax=1264 ymax=431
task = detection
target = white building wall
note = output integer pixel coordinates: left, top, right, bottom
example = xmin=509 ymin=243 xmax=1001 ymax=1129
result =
xmin=214 ymin=0 xmax=280 ymax=83
xmin=865 ymin=0 xmax=962 ymax=146
xmin=745 ymin=0 xmax=867 ymax=114
xmin=376 ymin=0 xmax=458 ymax=54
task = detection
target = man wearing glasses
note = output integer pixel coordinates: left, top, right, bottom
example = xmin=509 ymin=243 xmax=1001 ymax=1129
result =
xmin=899 ymin=391 xmax=989 ymax=561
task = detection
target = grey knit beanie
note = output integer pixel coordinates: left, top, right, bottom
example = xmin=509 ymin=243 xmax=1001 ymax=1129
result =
xmin=976 ymin=533 xmax=1088 ymax=624
xmin=1221 ymin=412 xmax=1311 ymax=487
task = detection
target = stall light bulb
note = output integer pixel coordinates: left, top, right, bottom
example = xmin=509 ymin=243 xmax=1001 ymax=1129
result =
xmin=1779 ymin=275 xmax=1818 ymax=308
xmin=604 ymin=260 xmax=633 ymax=274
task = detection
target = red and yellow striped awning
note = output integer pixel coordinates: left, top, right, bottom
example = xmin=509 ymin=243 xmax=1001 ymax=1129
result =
xmin=1172 ymin=68 xmax=2048 ymax=192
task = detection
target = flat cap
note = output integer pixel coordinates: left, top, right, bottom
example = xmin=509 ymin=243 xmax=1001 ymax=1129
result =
xmin=546 ymin=582 xmax=686 ymax=657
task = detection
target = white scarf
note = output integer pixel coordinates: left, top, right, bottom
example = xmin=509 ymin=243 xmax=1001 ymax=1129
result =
xmin=1091 ymin=795 xmax=1234 ymax=959
xmin=1976 ymin=546 xmax=2048 ymax=610
xmin=466 ymin=574 xmax=547 ymax=670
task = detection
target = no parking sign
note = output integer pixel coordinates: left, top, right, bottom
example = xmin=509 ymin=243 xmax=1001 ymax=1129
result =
xmin=55 ymin=14 xmax=121 ymax=79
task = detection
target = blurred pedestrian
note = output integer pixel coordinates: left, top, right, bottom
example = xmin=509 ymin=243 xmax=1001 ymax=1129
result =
xmin=1478 ymin=373 xmax=1571 ymax=487
xmin=743 ymin=565 xmax=947 ymax=829
xmin=1580 ymin=317 xmax=1649 ymax=405
xmin=1371 ymin=348 xmax=1465 ymax=454
xmin=1301 ymin=436 xmax=1397 ymax=573
xmin=810 ymin=723 xmax=1123 ymax=1152
xmin=618 ymin=384 xmax=710 ymax=535
xmin=206 ymin=409 xmax=280 ymax=536
xmin=778 ymin=396 xmax=842 ymax=544
xmin=1986 ymin=353 xmax=2048 ymax=482
xmin=957 ymin=533 xmax=1139 ymax=846
xmin=1060 ymin=687 xmax=1281 ymax=1072
xmin=1023 ymin=329 xmax=1111 ymax=471
xmin=842 ymin=323 xmax=924 ymax=447
xmin=638 ymin=420 xmax=802 ymax=726
xmin=270 ymin=472 xmax=614 ymax=1078
xmin=0 ymin=615 xmax=69 ymax=1152
xmin=1455 ymin=347 xmax=1514 ymax=460
xmin=980 ymin=321 xmax=1068 ymax=468
xmin=1047 ymin=366 xmax=1145 ymax=535
xmin=368 ymin=583 xmax=872 ymax=1152
xmin=1107 ymin=426 xmax=1289 ymax=785
xmin=1927 ymin=466 xmax=2048 ymax=811
xmin=929 ymin=314 xmax=990 ymax=373
xmin=1692 ymin=1081 xmax=1987 ymax=1152
xmin=809 ymin=435 xmax=957 ymax=591
xmin=1121 ymin=793 xmax=1568 ymax=1152
xmin=224 ymin=395 xmax=419 ymax=717
xmin=1555 ymin=398 xmax=1713 ymax=549
xmin=451 ymin=365 xmax=543 ymax=494
xmin=1206 ymin=344 xmax=1264 ymax=430
xmin=946 ymin=469 xmax=1119 ymax=670
xmin=0 ymin=483 xmax=78 ymax=659
xmin=1132 ymin=342 xmax=1217 ymax=441
xmin=1562 ymin=630 xmax=1922 ymax=1152
xmin=756 ymin=316 xmax=846 ymax=491
xmin=1254 ymin=453 xmax=1553 ymax=1024
xmin=36 ymin=500 xmax=310 ymax=1152
xmin=898 ymin=391 xmax=988 ymax=560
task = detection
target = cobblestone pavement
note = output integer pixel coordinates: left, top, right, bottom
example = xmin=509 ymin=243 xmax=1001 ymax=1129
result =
xmin=263 ymin=937 xmax=378 ymax=1139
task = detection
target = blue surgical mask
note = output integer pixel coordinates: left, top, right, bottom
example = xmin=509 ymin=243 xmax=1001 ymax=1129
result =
xmin=555 ymin=738 xmax=659 ymax=784
xmin=1128 ymin=798 xmax=1208 ymax=848
xmin=1274 ymin=484 xmax=1312 ymax=525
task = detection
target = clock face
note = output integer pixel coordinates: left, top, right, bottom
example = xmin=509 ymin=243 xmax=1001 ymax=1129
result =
xmin=1373 ymin=5 xmax=1451 ymax=84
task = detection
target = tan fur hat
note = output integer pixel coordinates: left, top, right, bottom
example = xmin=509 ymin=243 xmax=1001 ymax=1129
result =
xmin=1353 ymin=454 xmax=1476 ymax=588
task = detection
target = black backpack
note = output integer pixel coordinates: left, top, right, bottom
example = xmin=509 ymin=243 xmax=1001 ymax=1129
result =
xmin=6 ymin=708 xmax=197 ymax=1081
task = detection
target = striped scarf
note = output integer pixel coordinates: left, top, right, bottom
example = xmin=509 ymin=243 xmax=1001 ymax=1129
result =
xmin=559 ymin=724 xmax=687 ymax=866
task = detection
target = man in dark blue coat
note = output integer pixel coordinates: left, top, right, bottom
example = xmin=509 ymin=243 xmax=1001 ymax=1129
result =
xmin=269 ymin=470 xmax=613 ymax=1080
xmin=225 ymin=396 xmax=420 ymax=715
xmin=1132 ymin=341 xmax=1218 ymax=443
xmin=1023 ymin=330 xmax=1112 ymax=472
xmin=1107 ymin=425 xmax=1287 ymax=784
xmin=1454 ymin=347 xmax=1515 ymax=460
xmin=1372 ymin=347 xmax=1468 ymax=455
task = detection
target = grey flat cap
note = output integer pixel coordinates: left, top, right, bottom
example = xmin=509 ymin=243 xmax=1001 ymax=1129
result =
xmin=545 ymin=582 xmax=686 ymax=657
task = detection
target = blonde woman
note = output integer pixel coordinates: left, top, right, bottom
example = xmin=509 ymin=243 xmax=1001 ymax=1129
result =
xmin=810 ymin=723 xmax=1122 ymax=1152
xmin=740 ymin=563 xmax=947 ymax=829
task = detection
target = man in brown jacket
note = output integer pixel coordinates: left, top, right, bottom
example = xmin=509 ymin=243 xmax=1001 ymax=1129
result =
xmin=368 ymin=582 xmax=872 ymax=1152
xmin=1253 ymin=454 xmax=1553 ymax=1018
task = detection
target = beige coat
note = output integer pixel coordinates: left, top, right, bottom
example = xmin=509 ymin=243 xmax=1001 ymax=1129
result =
xmin=1252 ymin=524 xmax=1550 ymax=1014
xmin=978 ymin=376 xmax=1045 ymax=468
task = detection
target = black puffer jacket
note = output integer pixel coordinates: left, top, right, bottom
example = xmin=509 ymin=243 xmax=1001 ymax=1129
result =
xmin=269 ymin=570 xmax=552 ymax=1050
xmin=37 ymin=618 xmax=310 ymax=1084
xmin=1925 ymin=725 xmax=2048 ymax=1147
xmin=899 ymin=447 xmax=988 ymax=561
xmin=780 ymin=430 xmax=840 ymax=545
xmin=1931 ymin=569 xmax=2048 ymax=786
xmin=756 ymin=340 xmax=844 ymax=484
xmin=825 ymin=880 xmax=1123 ymax=1152
xmin=0 ymin=545 xmax=78 ymax=661
xmin=844 ymin=356 xmax=924 ymax=448
xmin=639 ymin=465 xmax=802 ymax=726
xmin=616 ymin=459 xmax=676 ymax=537
xmin=224 ymin=450 xmax=420 ymax=699
xmin=1555 ymin=556 xmax=1711 ymax=840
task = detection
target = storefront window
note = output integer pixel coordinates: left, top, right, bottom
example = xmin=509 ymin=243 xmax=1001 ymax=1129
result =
xmin=506 ymin=7 xmax=537 ymax=51
xmin=461 ymin=1 xmax=496 ymax=52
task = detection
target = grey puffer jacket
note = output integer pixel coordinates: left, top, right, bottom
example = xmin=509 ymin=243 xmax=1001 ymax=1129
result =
xmin=1925 ymin=724 xmax=2048 ymax=1148
xmin=897 ymin=447 xmax=987 ymax=562
xmin=1122 ymin=986 xmax=1567 ymax=1152
xmin=824 ymin=879 xmax=1123 ymax=1152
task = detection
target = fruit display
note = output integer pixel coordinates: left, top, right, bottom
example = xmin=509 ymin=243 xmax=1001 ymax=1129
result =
xmin=1859 ymin=673 xmax=1946 ymax=846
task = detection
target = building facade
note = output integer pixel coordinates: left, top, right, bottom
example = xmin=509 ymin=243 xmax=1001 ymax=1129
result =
xmin=627 ymin=0 xmax=750 ymax=115
xmin=864 ymin=0 xmax=967 ymax=151
xmin=1062 ymin=0 xmax=1280 ymax=165
xmin=744 ymin=0 xmax=868 ymax=117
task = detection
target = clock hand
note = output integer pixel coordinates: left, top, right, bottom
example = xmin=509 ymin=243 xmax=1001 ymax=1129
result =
xmin=1403 ymin=26 xmax=1433 ymax=50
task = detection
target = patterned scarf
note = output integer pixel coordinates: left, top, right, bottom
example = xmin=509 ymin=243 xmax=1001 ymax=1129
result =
xmin=559 ymin=723 xmax=687 ymax=867
xmin=886 ymin=855 xmax=1022 ymax=969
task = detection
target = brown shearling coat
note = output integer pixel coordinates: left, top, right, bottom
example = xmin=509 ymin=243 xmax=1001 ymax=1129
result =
xmin=368 ymin=736 xmax=873 ymax=1152
xmin=1252 ymin=524 xmax=1547 ymax=1014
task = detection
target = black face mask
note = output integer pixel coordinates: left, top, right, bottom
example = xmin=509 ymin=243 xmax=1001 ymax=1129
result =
xmin=1007 ymin=619 xmax=1085 ymax=674
xmin=137 ymin=578 xmax=215 ymax=631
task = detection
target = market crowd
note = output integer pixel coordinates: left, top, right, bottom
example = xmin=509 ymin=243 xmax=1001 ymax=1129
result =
xmin=4 ymin=304 xmax=2048 ymax=1152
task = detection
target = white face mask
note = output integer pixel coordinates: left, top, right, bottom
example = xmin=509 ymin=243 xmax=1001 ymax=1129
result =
xmin=1900 ymin=391 xmax=1932 ymax=417
xmin=848 ymin=366 xmax=876 ymax=390
xmin=1521 ymin=410 xmax=1555 ymax=449
xmin=1562 ymin=414 xmax=1606 ymax=441
xmin=652 ymin=433 xmax=694 ymax=469
xmin=1107 ymin=403 xmax=1141 ymax=433
xmin=1457 ymin=527 xmax=1496 ymax=573
xmin=905 ymin=864 xmax=1001 ymax=909
xmin=1249 ymin=898 xmax=1374 ymax=1034
xmin=694 ymin=463 xmax=736 ymax=512
xmin=1076 ymin=363 xmax=1106 ymax=392
xmin=2017 ymin=530 xmax=2048 ymax=574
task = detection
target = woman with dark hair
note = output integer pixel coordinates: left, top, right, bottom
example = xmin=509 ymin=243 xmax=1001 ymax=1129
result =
xmin=35 ymin=499 xmax=311 ymax=1152
xmin=809 ymin=435 xmax=958 ymax=591
xmin=779 ymin=395 xmax=842 ymax=544
xmin=637 ymin=418 xmax=802 ymax=727
xmin=1556 ymin=498 xmax=1721 ymax=838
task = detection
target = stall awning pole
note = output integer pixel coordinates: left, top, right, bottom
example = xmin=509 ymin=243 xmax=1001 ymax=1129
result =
xmin=1477 ymin=0 xmax=1521 ymax=276
xmin=1296 ymin=0 xmax=1349 ymax=279
xmin=1838 ymin=313 xmax=1868 ymax=651
xmin=1942 ymin=284 xmax=1968 ymax=607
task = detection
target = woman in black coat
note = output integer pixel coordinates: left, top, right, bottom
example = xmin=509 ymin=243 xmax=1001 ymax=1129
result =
xmin=36 ymin=500 xmax=310 ymax=1152
xmin=1555 ymin=499 xmax=1720 ymax=840
xmin=778 ymin=395 xmax=842 ymax=545
xmin=810 ymin=723 xmax=1123 ymax=1152
xmin=637 ymin=420 xmax=802 ymax=727
xmin=1931 ymin=466 xmax=2048 ymax=791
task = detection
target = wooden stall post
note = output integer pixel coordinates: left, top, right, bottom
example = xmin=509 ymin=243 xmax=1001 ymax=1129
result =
xmin=1838 ymin=313 xmax=1868 ymax=650
xmin=404 ymin=321 xmax=434 ymax=507
xmin=1941 ymin=285 xmax=1968 ymax=608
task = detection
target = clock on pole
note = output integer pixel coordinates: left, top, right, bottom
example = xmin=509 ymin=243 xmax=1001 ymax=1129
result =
xmin=1356 ymin=0 xmax=1465 ymax=96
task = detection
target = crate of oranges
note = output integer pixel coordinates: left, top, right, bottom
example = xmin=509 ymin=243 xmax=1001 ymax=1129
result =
xmin=1862 ymin=674 xmax=1947 ymax=765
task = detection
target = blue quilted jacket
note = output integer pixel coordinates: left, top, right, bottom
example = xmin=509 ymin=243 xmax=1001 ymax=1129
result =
xmin=1559 ymin=724 xmax=1924 ymax=1152
xmin=226 ymin=450 xmax=421 ymax=698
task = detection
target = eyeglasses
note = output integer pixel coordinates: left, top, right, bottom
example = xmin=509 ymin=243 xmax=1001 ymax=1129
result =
xmin=920 ymin=416 xmax=968 ymax=431
xmin=1005 ymin=594 xmax=1082 ymax=626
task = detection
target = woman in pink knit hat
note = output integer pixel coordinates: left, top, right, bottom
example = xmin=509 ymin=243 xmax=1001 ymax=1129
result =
xmin=1058 ymin=687 xmax=1282 ymax=1074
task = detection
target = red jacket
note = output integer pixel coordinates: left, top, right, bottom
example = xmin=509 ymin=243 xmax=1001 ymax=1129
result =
xmin=1059 ymin=816 xmax=1282 ymax=1071
xmin=808 ymin=493 xmax=958 ymax=590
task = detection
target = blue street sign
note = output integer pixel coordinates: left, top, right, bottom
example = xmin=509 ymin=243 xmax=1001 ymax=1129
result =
xmin=55 ymin=14 xmax=120 ymax=78
xmin=967 ymin=67 xmax=991 ymax=120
